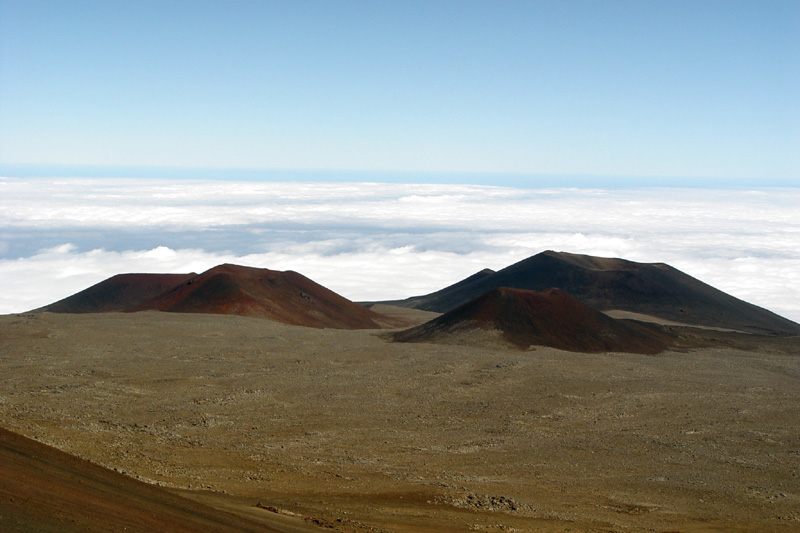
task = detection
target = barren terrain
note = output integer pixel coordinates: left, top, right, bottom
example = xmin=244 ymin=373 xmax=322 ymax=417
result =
xmin=0 ymin=425 xmax=312 ymax=532
xmin=1 ymin=310 xmax=799 ymax=531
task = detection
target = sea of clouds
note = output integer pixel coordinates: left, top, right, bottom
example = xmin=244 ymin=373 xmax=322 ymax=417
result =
xmin=1 ymin=177 xmax=799 ymax=321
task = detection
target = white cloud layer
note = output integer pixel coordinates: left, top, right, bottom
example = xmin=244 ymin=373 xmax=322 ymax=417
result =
xmin=1 ymin=177 xmax=799 ymax=322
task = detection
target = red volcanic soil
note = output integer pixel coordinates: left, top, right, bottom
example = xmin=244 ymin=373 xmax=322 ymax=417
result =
xmin=137 ymin=264 xmax=382 ymax=329
xmin=35 ymin=264 xmax=382 ymax=329
xmin=394 ymin=287 xmax=672 ymax=354
xmin=36 ymin=273 xmax=196 ymax=313
xmin=0 ymin=426 xmax=280 ymax=532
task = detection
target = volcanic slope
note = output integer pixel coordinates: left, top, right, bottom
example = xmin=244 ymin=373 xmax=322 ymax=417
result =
xmin=140 ymin=264 xmax=382 ymax=329
xmin=36 ymin=273 xmax=195 ymax=313
xmin=38 ymin=264 xmax=382 ymax=329
xmin=394 ymin=287 xmax=672 ymax=354
xmin=388 ymin=250 xmax=800 ymax=336
xmin=0 ymin=426 xmax=297 ymax=533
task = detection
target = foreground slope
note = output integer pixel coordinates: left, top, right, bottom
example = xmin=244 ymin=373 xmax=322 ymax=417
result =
xmin=0 ymin=426 xmax=284 ymax=533
xmin=388 ymin=250 xmax=800 ymax=335
xmin=37 ymin=264 xmax=382 ymax=329
xmin=394 ymin=287 xmax=672 ymax=353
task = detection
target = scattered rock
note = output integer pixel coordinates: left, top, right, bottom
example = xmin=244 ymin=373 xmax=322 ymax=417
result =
xmin=449 ymin=492 xmax=526 ymax=513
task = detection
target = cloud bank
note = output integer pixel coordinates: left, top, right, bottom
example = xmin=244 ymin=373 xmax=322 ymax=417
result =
xmin=1 ymin=178 xmax=799 ymax=321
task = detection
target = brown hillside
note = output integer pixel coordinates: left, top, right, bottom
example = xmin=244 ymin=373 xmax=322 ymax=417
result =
xmin=0 ymin=426 xmax=284 ymax=532
xmin=385 ymin=250 xmax=800 ymax=336
xmin=36 ymin=273 xmax=195 ymax=313
xmin=35 ymin=264 xmax=383 ymax=329
xmin=394 ymin=287 xmax=672 ymax=354
xmin=137 ymin=264 xmax=382 ymax=329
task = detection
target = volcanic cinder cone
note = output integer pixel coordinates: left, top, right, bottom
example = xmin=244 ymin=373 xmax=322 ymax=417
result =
xmin=386 ymin=250 xmax=800 ymax=336
xmin=36 ymin=264 xmax=382 ymax=329
xmin=394 ymin=287 xmax=673 ymax=354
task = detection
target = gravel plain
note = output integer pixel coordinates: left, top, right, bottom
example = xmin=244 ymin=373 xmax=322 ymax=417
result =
xmin=1 ymin=309 xmax=799 ymax=531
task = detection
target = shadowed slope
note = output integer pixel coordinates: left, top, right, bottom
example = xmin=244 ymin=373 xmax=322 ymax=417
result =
xmin=137 ymin=264 xmax=382 ymax=329
xmin=388 ymin=251 xmax=800 ymax=336
xmin=35 ymin=273 xmax=195 ymax=313
xmin=394 ymin=287 xmax=673 ymax=354
xmin=375 ymin=268 xmax=496 ymax=309
xmin=0 ymin=426 xmax=283 ymax=533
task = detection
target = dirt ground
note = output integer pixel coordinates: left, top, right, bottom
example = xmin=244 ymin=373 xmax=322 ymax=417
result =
xmin=1 ymin=310 xmax=799 ymax=531
xmin=0 ymin=425 xmax=314 ymax=532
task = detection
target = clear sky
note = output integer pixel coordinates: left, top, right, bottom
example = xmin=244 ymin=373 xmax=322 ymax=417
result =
xmin=1 ymin=0 xmax=798 ymax=181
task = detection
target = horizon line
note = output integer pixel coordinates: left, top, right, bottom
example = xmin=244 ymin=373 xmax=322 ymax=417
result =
xmin=1 ymin=163 xmax=798 ymax=188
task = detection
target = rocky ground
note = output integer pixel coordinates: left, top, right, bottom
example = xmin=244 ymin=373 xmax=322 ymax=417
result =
xmin=1 ymin=310 xmax=799 ymax=531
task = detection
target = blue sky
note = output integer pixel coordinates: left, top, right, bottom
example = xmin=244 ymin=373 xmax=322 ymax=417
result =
xmin=1 ymin=0 xmax=798 ymax=183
